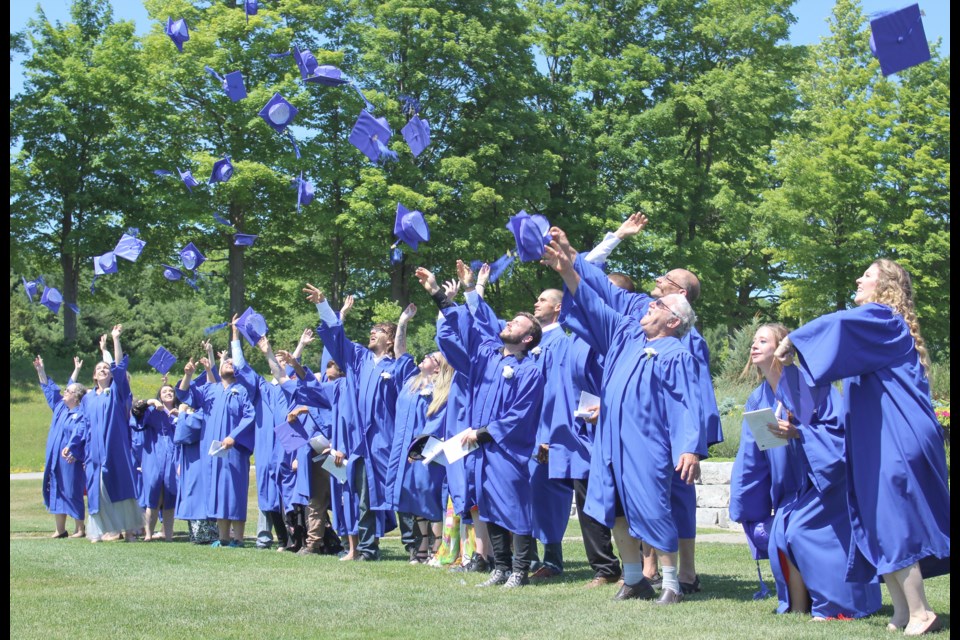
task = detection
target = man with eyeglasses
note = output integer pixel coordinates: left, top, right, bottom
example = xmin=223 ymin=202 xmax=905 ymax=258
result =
xmin=542 ymin=237 xmax=706 ymax=605
xmin=576 ymin=213 xmax=723 ymax=596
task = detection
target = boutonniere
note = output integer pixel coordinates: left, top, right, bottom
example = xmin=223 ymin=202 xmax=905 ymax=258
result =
xmin=419 ymin=385 xmax=433 ymax=397
xmin=643 ymin=347 xmax=658 ymax=359
xmin=229 ymin=387 xmax=240 ymax=395
xmin=502 ymin=365 xmax=515 ymax=379
xmin=530 ymin=346 xmax=542 ymax=356
xmin=380 ymin=371 xmax=392 ymax=380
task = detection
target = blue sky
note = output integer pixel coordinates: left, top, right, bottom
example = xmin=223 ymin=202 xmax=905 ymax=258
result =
xmin=10 ymin=0 xmax=951 ymax=99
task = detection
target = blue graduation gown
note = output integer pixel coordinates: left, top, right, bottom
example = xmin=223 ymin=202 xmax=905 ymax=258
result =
xmin=733 ymin=380 xmax=882 ymax=617
xmin=572 ymin=254 xmax=723 ymax=446
xmin=178 ymin=379 xmax=255 ymax=521
xmin=435 ymin=312 xmax=476 ymax=517
xmin=135 ymin=406 xmax=179 ymax=510
xmin=562 ymin=275 xmax=705 ymax=553
xmin=40 ymin=378 xmax=86 ymax=520
xmin=173 ymin=406 xmax=208 ymax=521
xmin=785 ymin=303 xmax=950 ymax=581
xmin=234 ymin=365 xmax=283 ymax=514
xmin=387 ymin=373 xmax=446 ymax=521
xmin=438 ymin=304 xmax=544 ymax=535
xmin=317 ymin=322 xmax=416 ymax=511
xmin=69 ymin=355 xmax=137 ymax=514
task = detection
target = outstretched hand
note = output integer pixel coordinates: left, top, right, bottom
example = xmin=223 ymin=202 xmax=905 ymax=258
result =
xmin=476 ymin=263 xmax=491 ymax=288
xmin=340 ymin=294 xmax=355 ymax=318
xmin=615 ymin=211 xmax=648 ymax=238
xmin=33 ymin=355 xmax=44 ymax=371
xmin=549 ymin=226 xmax=577 ymax=262
xmin=541 ymin=241 xmax=573 ymax=275
xmin=442 ymin=279 xmax=460 ymax=302
xmin=456 ymin=260 xmax=474 ymax=288
xmin=183 ymin=358 xmax=196 ymax=376
xmin=299 ymin=328 xmax=315 ymax=346
xmin=111 ymin=324 xmax=123 ymax=339
xmin=303 ymin=283 xmax=326 ymax=304
xmin=773 ymin=337 xmax=795 ymax=366
xmin=399 ymin=303 xmax=418 ymax=323
xmin=73 ymin=356 xmax=83 ymax=370
xmin=415 ymin=267 xmax=440 ymax=295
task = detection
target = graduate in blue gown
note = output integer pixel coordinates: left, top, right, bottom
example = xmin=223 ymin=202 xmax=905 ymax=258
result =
xmin=176 ymin=320 xmax=256 ymax=547
xmin=775 ymin=260 xmax=949 ymax=635
xmin=386 ymin=308 xmax=450 ymax=562
xmin=173 ymin=378 xmax=218 ymax=544
xmin=731 ymin=323 xmax=881 ymax=619
xmin=417 ymin=266 xmax=545 ymax=589
xmin=132 ymin=383 xmax=180 ymax=541
xmin=35 ymin=355 xmax=87 ymax=538
xmin=305 ymin=284 xmax=414 ymax=561
xmin=543 ymin=240 xmax=704 ymax=604
xmin=67 ymin=325 xmax=143 ymax=542
xmin=574 ymin=215 xmax=720 ymax=592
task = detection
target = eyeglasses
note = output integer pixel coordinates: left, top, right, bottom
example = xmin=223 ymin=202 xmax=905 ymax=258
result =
xmin=656 ymin=273 xmax=685 ymax=292
xmin=651 ymin=298 xmax=683 ymax=321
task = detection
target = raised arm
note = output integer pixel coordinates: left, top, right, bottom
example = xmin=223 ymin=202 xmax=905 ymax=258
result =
xmin=111 ymin=324 xmax=123 ymax=363
xmin=583 ymin=211 xmax=648 ymax=265
xmin=276 ymin=349 xmax=306 ymax=381
xmin=475 ymin=263 xmax=491 ymax=299
xmin=178 ymin=358 xmax=196 ymax=393
xmin=69 ymin=356 xmax=82 ymax=384
xmin=256 ymin=336 xmax=285 ymax=383
xmin=395 ymin=303 xmax=417 ymax=359
xmin=34 ymin=355 xmax=48 ymax=386
xmin=99 ymin=334 xmax=113 ymax=364
xmin=292 ymin=328 xmax=314 ymax=361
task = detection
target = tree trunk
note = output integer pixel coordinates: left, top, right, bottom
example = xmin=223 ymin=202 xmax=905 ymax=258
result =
xmin=60 ymin=250 xmax=79 ymax=344
xmin=228 ymin=202 xmax=245 ymax=315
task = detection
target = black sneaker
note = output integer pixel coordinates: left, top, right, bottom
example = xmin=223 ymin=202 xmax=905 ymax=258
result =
xmin=452 ymin=552 xmax=489 ymax=573
xmin=476 ymin=569 xmax=508 ymax=587
xmin=503 ymin=571 xmax=529 ymax=589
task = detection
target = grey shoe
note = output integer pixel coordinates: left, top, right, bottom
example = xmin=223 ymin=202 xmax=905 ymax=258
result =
xmin=503 ymin=571 xmax=530 ymax=589
xmin=476 ymin=569 xmax=509 ymax=587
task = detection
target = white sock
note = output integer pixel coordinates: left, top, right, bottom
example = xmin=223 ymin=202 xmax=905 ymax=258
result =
xmin=662 ymin=566 xmax=680 ymax=593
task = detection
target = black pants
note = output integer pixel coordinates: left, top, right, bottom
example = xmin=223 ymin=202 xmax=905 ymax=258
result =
xmin=487 ymin=521 xmax=533 ymax=574
xmin=267 ymin=510 xmax=289 ymax=547
xmin=574 ymin=478 xmax=621 ymax=579
xmin=397 ymin=511 xmax=418 ymax=552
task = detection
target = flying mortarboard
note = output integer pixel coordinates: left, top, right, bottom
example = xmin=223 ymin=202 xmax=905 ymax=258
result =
xmin=213 ymin=212 xmax=234 ymax=227
xmin=114 ymin=229 xmax=146 ymax=262
xmin=148 ymin=346 xmax=178 ymax=375
xmin=245 ymin=0 xmax=258 ymax=22
xmin=274 ymin=416 xmax=311 ymax=454
xmin=349 ymin=110 xmax=397 ymax=164
xmin=180 ymin=242 xmax=206 ymax=271
xmin=204 ymin=67 xmax=247 ymax=102
xmin=66 ymin=302 xmax=80 ymax=314
xmin=204 ymin=321 xmax=230 ymax=335
xmin=471 ymin=252 xmax=516 ymax=284
xmin=506 ymin=210 xmax=552 ymax=262
xmin=179 ymin=168 xmax=200 ymax=193
xmin=401 ymin=115 xmax=430 ymax=157
xmin=161 ymin=264 xmax=183 ymax=281
xmin=234 ymin=233 xmax=258 ymax=246
xmin=295 ymin=172 xmax=314 ymax=213
xmin=742 ymin=518 xmax=774 ymax=599
xmin=21 ymin=275 xmax=45 ymax=303
xmin=236 ymin=306 xmax=269 ymax=347
xmin=40 ymin=287 xmax=63 ymax=314
xmin=869 ymin=3 xmax=931 ymax=76
xmin=209 ymin=156 xmax=235 ymax=184
xmin=393 ymin=203 xmax=430 ymax=251
xmin=166 ymin=17 xmax=190 ymax=53
xmin=258 ymin=93 xmax=301 ymax=157
xmin=94 ymin=251 xmax=118 ymax=276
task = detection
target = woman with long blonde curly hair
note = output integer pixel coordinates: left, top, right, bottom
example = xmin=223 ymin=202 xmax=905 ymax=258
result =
xmin=775 ymin=259 xmax=949 ymax=636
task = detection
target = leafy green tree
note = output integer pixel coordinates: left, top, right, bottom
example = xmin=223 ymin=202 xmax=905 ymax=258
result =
xmin=11 ymin=0 xmax=150 ymax=343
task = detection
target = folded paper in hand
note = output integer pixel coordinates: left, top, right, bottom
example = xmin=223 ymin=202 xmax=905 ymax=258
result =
xmin=208 ymin=439 xmax=229 ymax=457
xmin=574 ymin=391 xmax=600 ymax=419
xmin=743 ymin=404 xmax=788 ymax=451
xmin=322 ymin=454 xmax=347 ymax=483
xmin=309 ymin=433 xmax=330 ymax=454
xmin=431 ymin=428 xmax=479 ymax=464
xmin=420 ymin=436 xmax=448 ymax=466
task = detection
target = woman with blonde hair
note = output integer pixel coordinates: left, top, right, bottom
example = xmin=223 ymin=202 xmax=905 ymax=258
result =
xmin=386 ymin=303 xmax=453 ymax=563
xmin=730 ymin=323 xmax=881 ymax=619
xmin=776 ymin=259 xmax=949 ymax=635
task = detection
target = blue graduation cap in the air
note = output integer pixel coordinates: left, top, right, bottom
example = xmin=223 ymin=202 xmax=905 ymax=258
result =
xmin=21 ymin=275 xmax=45 ymax=303
xmin=393 ymin=203 xmax=430 ymax=251
xmin=869 ymin=3 xmax=931 ymax=76
xmin=93 ymin=252 xmax=118 ymax=275
xmin=114 ymin=229 xmax=146 ymax=262
xmin=274 ymin=415 xmax=311 ymax=454
xmin=471 ymin=252 xmax=516 ymax=284
xmin=244 ymin=0 xmax=258 ymax=22
xmin=40 ymin=286 xmax=63 ymax=314
xmin=349 ymin=110 xmax=397 ymax=164
xmin=258 ymin=93 xmax=301 ymax=157
xmin=506 ymin=210 xmax=552 ymax=262
xmin=179 ymin=242 xmax=206 ymax=271
xmin=148 ymin=346 xmax=178 ymax=375
xmin=209 ymin=156 xmax=235 ymax=184
xmin=234 ymin=233 xmax=258 ymax=247
xmin=400 ymin=96 xmax=430 ymax=157
xmin=166 ymin=17 xmax=190 ymax=53
xmin=213 ymin=212 xmax=234 ymax=228
xmin=204 ymin=67 xmax=247 ymax=102
xmin=236 ymin=306 xmax=269 ymax=347
xmin=162 ymin=264 xmax=183 ymax=281
xmin=153 ymin=168 xmax=200 ymax=193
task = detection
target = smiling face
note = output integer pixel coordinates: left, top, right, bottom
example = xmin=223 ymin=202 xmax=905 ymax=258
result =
xmin=750 ymin=327 xmax=778 ymax=372
xmin=640 ymin=294 xmax=683 ymax=339
xmin=158 ymin=385 xmax=176 ymax=408
xmin=62 ymin=384 xmax=82 ymax=409
xmin=854 ymin=264 xmax=880 ymax=306
xmin=219 ymin=357 xmax=235 ymax=378
xmin=93 ymin=362 xmax=113 ymax=388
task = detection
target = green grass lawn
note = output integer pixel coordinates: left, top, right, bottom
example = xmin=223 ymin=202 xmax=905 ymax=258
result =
xmin=10 ymin=476 xmax=952 ymax=640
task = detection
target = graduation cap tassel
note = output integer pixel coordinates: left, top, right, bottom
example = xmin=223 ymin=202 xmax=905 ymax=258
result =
xmin=268 ymin=50 xmax=292 ymax=59
xmin=350 ymin=83 xmax=376 ymax=113
xmin=286 ymin=131 xmax=301 ymax=159
xmin=204 ymin=321 xmax=230 ymax=335
xmin=753 ymin=560 xmax=771 ymax=600
xmin=90 ymin=274 xmax=98 ymax=295
xmin=204 ymin=65 xmax=225 ymax=84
